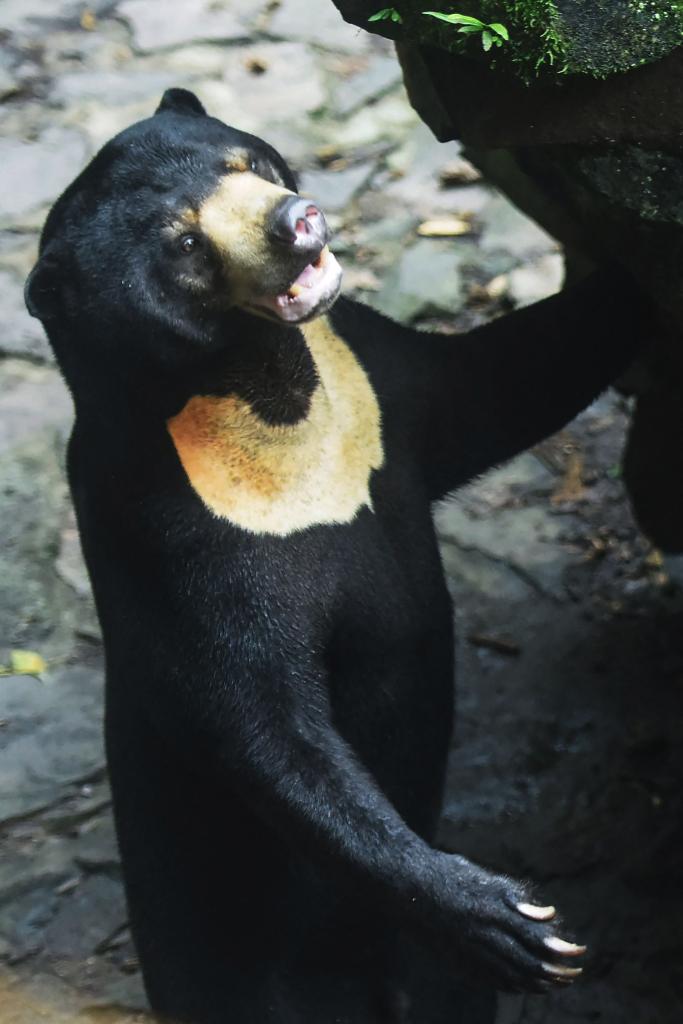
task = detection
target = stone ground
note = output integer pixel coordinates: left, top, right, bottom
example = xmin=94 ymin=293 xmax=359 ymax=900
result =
xmin=1 ymin=1 xmax=682 ymax=1022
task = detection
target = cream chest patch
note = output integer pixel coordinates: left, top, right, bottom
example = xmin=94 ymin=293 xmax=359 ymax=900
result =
xmin=167 ymin=316 xmax=384 ymax=535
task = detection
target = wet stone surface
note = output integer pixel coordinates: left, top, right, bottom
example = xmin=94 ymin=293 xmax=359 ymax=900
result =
xmin=1 ymin=1 xmax=681 ymax=1021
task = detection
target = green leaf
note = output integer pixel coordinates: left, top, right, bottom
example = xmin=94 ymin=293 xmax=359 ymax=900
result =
xmin=390 ymin=8 xmax=403 ymax=21
xmin=423 ymin=12 xmax=485 ymax=27
xmin=481 ymin=28 xmax=493 ymax=51
xmin=458 ymin=24 xmax=482 ymax=33
xmin=369 ymin=8 xmax=392 ymax=21
xmin=488 ymin=22 xmax=509 ymax=40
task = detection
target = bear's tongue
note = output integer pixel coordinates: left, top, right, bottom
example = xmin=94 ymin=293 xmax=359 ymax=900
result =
xmin=282 ymin=244 xmax=332 ymax=301
xmin=287 ymin=258 xmax=322 ymax=295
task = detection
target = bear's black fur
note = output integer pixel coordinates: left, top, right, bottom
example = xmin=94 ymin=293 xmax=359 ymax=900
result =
xmin=26 ymin=90 xmax=651 ymax=1024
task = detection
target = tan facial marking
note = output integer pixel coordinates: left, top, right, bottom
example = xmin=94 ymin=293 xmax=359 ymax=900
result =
xmin=197 ymin=171 xmax=293 ymax=299
xmin=167 ymin=316 xmax=384 ymax=535
xmin=226 ymin=152 xmax=249 ymax=173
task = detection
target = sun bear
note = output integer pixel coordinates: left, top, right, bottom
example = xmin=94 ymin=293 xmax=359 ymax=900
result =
xmin=26 ymin=89 xmax=650 ymax=1024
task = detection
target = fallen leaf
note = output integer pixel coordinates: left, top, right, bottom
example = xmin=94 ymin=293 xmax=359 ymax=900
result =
xmin=245 ymin=56 xmax=268 ymax=75
xmin=469 ymin=273 xmax=509 ymax=303
xmin=55 ymin=876 xmax=81 ymax=896
xmin=417 ymin=216 xmax=472 ymax=237
xmin=343 ymin=268 xmax=381 ymax=292
xmin=9 ymin=649 xmax=47 ymax=675
xmin=645 ymin=548 xmax=664 ymax=568
xmin=80 ymin=8 xmax=97 ymax=30
xmin=439 ymin=159 xmax=482 ymax=187
xmin=467 ymin=633 xmax=520 ymax=656
xmin=551 ymin=452 xmax=586 ymax=504
xmin=315 ymin=143 xmax=341 ymax=165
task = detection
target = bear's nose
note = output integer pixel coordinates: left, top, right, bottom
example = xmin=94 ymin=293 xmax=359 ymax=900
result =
xmin=268 ymin=196 xmax=329 ymax=257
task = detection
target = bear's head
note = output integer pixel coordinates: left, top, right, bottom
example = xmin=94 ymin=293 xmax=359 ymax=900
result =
xmin=26 ymin=89 xmax=343 ymax=371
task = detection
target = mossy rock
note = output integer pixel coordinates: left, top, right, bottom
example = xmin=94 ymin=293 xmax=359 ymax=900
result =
xmin=336 ymin=0 xmax=683 ymax=81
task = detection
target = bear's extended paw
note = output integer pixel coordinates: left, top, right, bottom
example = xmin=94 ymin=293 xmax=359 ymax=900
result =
xmin=428 ymin=853 xmax=586 ymax=994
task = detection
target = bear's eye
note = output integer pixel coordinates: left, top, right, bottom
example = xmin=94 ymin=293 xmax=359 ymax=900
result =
xmin=179 ymin=234 xmax=199 ymax=255
xmin=249 ymin=158 xmax=258 ymax=174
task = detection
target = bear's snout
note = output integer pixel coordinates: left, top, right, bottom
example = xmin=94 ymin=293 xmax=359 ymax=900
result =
xmin=267 ymin=196 xmax=329 ymax=261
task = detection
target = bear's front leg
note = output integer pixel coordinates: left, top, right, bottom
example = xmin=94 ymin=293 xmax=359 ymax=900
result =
xmin=139 ymin=633 xmax=586 ymax=1002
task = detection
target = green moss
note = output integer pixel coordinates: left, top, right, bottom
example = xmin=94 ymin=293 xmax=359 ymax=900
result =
xmin=506 ymin=1 xmax=567 ymax=73
xmin=579 ymin=147 xmax=683 ymax=225
xmin=388 ymin=0 xmax=683 ymax=81
xmin=561 ymin=0 xmax=683 ymax=78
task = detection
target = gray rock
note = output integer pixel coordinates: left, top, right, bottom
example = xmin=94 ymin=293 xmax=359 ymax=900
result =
xmin=507 ymin=253 xmax=565 ymax=308
xmin=663 ymin=554 xmax=683 ymax=591
xmin=331 ymin=55 xmax=401 ymax=117
xmin=0 ymin=365 xmax=94 ymax=664
xmin=354 ymin=212 xmax=416 ymax=248
xmin=43 ymin=874 xmax=124 ymax=960
xmin=0 ymin=361 xmax=71 ymax=456
xmin=385 ymin=169 xmax=492 ymax=221
xmin=333 ymin=91 xmax=417 ymax=151
xmin=0 ymin=270 xmax=52 ymax=362
xmin=39 ymin=25 xmax=134 ymax=74
xmin=369 ymin=238 xmax=465 ymax=323
xmin=0 ymin=70 xmax=17 ymax=101
xmin=439 ymin=540 xmax=535 ymax=604
xmin=383 ymin=122 xmax=485 ymax=216
xmin=162 ymin=42 xmax=239 ymax=76
xmin=267 ymin=0 xmax=369 ymax=53
xmin=52 ymin=69 xmax=181 ymax=106
xmin=0 ymin=434 xmax=76 ymax=658
xmin=299 ymin=161 xmax=375 ymax=214
xmin=479 ymin=194 xmax=557 ymax=260
xmin=0 ymin=129 xmax=89 ymax=223
xmin=0 ymin=666 xmax=104 ymax=824
xmin=435 ymin=499 xmax=572 ymax=598
xmin=75 ymin=816 xmax=120 ymax=873
xmin=0 ymin=883 xmax=60 ymax=957
xmin=0 ymin=839 xmax=74 ymax=906
xmin=0 ymin=230 xmax=40 ymax=281
xmin=455 ymin=454 xmax=555 ymax=518
xmin=55 ymin=512 xmax=93 ymax=601
xmin=0 ymin=965 xmax=147 ymax=1020
xmin=40 ymin=779 xmax=112 ymax=832
xmin=118 ymin=0 xmax=251 ymax=53
xmin=386 ymin=121 xmax=451 ymax=178
xmin=0 ymin=0 xmax=69 ymax=35
xmin=0 ymin=55 xmax=18 ymax=100
xmin=221 ymin=42 xmax=327 ymax=123
xmin=71 ymin=97 xmax=168 ymax=153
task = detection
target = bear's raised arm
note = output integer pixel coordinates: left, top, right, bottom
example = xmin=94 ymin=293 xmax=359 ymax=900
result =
xmin=386 ymin=269 xmax=652 ymax=501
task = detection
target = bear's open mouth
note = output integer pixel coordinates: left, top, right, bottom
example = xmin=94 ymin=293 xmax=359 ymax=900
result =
xmin=247 ymin=246 xmax=343 ymax=324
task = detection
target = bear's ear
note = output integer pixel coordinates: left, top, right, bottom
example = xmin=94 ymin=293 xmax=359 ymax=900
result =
xmin=25 ymin=247 xmax=63 ymax=322
xmin=155 ymin=88 xmax=207 ymax=118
